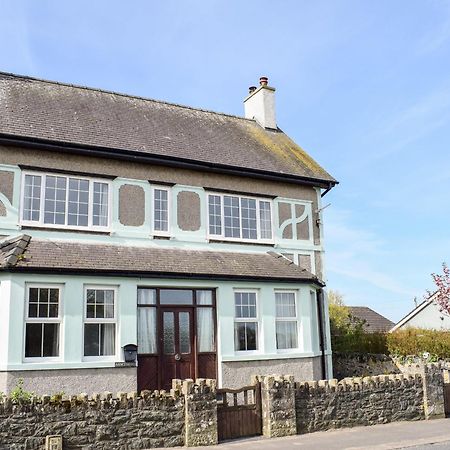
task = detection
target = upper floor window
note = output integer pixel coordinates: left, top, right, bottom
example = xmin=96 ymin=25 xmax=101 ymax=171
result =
xmin=25 ymin=285 xmax=62 ymax=360
xmin=21 ymin=172 xmax=111 ymax=231
xmin=208 ymin=193 xmax=273 ymax=242
xmin=153 ymin=187 xmax=170 ymax=234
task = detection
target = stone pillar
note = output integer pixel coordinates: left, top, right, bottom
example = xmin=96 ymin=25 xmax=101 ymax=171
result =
xmin=256 ymin=374 xmax=296 ymax=438
xmin=181 ymin=378 xmax=218 ymax=447
xmin=422 ymin=364 xmax=446 ymax=420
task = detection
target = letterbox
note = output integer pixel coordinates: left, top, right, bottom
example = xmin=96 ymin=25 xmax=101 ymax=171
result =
xmin=123 ymin=344 xmax=138 ymax=363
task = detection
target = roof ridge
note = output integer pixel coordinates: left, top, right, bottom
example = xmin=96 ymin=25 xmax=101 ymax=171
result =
xmin=0 ymin=70 xmax=258 ymax=123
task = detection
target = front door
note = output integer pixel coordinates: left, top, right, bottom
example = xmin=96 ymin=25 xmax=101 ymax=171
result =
xmin=160 ymin=307 xmax=195 ymax=389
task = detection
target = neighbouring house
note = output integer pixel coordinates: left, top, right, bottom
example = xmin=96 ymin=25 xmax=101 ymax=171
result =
xmin=391 ymin=293 xmax=450 ymax=331
xmin=348 ymin=306 xmax=395 ymax=333
xmin=0 ymin=73 xmax=337 ymax=395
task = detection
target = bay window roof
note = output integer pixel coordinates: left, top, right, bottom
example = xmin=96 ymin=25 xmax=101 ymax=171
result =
xmin=0 ymin=234 xmax=323 ymax=285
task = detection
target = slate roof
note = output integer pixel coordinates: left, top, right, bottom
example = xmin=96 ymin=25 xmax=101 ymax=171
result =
xmin=348 ymin=306 xmax=395 ymax=333
xmin=0 ymin=72 xmax=336 ymax=186
xmin=0 ymin=235 xmax=323 ymax=284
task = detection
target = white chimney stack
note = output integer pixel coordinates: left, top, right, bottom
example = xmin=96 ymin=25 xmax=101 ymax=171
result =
xmin=244 ymin=76 xmax=277 ymax=130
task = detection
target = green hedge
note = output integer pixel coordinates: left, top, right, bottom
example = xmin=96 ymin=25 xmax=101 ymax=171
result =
xmin=331 ymin=328 xmax=450 ymax=359
xmin=386 ymin=328 xmax=450 ymax=360
xmin=331 ymin=331 xmax=388 ymax=354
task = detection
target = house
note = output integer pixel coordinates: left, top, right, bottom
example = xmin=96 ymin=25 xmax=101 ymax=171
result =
xmin=348 ymin=306 xmax=395 ymax=333
xmin=0 ymin=73 xmax=337 ymax=395
xmin=391 ymin=293 xmax=450 ymax=331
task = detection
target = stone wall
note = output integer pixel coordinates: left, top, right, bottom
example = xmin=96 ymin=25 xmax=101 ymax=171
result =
xmin=0 ymin=379 xmax=217 ymax=450
xmin=295 ymin=374 xmax=424 ymax=434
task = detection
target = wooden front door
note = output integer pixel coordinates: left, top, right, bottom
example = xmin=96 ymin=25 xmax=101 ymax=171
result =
xmin=160 ymin=307 xmax=195 ymax=390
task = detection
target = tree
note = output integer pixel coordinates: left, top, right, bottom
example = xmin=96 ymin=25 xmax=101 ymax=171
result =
xmin=429 ymin=262 xmax=450 ymax=316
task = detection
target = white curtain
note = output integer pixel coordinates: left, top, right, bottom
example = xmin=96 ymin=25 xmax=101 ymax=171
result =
xmin=101 ymin=323 xmax=115 ymax=355
xmin=138 ymin=288 xmax=156 ymax=305
xmin=197 ymin=291 xmax=214 ymax=352
xmin=138 ymin=308 xmax=157 ymax=353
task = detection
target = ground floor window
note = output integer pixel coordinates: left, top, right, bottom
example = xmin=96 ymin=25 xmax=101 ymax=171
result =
xmin=84 ymin=286 xmax=116 ymax=357
xmin=25 ymin=285 xmax=61 ymax=359
xmin=234 ymin=291 xmax=258 ymax=351
xmin=275 ymin=291 xmax=298 ymax=350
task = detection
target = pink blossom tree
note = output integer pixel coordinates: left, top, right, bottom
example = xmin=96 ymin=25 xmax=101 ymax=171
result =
xmin=428 ymin=262 xmax=450 ymax=316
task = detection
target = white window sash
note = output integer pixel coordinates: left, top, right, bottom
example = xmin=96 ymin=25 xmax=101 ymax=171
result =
xmin=20 ymin=171 xmax=111 ymax=232
xmin=23 ymin=284 xmax=63 ymax=362
xmin=275 ymin=291 xmax=299 ymax=351
xmin=207 ymin=192 xmax=274 ymax=243
xmin=83 ymin=285 xmax=118 ymax=360
xmin=234 ymin=290 xmax=260 ymax=353
xmin=151 ymin=186 xmax=171 ymax=236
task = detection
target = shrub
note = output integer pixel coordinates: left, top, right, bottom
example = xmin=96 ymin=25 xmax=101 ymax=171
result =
xmin=331 ymin=331 xmax=388 ymax=354
xmin=387 ymin=328 xmax=450 ymax=360
xmin=10 ymin=378 xmax=34 ymax=404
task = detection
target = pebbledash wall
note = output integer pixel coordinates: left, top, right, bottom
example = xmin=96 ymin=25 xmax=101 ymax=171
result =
xmin=0 ymin=365 xmax=447 ymax=449
xmin=0 ymin=273 xmax=326 ymax=394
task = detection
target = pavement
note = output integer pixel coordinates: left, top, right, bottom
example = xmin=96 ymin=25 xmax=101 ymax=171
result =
xmin=171 ymin=419 xmax=450 ymax=449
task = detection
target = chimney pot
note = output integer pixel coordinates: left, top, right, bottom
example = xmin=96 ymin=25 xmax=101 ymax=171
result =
xmin=259 ymin=76 xmax=268 ymax=86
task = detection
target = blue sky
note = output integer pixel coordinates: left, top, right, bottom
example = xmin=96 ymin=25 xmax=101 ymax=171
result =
xmin=1 ymin=0 xmax=449 ymax=321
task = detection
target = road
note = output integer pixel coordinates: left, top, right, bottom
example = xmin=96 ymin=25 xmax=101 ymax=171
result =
xmin=169 ymin=419 xmax=450 ymax=449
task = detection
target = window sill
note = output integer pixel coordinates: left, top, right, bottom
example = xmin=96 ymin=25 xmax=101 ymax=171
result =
xmin=221 ymin=351 xmax=323 ymax=362
xmin=21 ymin=225 xmax=111 ymax=235
xmin=208 ymin=238 xmax=274 ymax=246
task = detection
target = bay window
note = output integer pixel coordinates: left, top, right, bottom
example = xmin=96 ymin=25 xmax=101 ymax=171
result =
xmin=25 ymin=285 xmax=62 ymax=359
xmin=208 ymin=193 xmax=272 ymax=242
xmin=21 ymin=172 xmax=110 ymax=230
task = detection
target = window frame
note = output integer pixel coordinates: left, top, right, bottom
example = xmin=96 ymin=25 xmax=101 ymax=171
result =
xmin=151 ymin=186 xmax=171 ymax=236
xmin=20 ymin=170 xmax=112 ymax=232
xmin=82 ymin=285 xmax=118 ymax=361
xmin=233 ymin=289 xmax=260 ymax=353
xmin=275 ymin=290 xmax=300 ymax=352
xmin=23 ymin=283 xmax=64 ymax=362
xmin=207 ymin=192 xmax=274 ymax=244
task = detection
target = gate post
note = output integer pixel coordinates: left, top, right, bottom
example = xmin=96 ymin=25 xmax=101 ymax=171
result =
xmin=422 ymin=364 xmax=446 ymax=420
xmin=255 ymin=375 xmax=297 ymax=438
xmin=181 ymin=378 xmax=218 ymax=447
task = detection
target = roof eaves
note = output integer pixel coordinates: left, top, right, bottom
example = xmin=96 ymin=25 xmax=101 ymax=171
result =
xmin=0 ymin=133 xmax=338 ymax=188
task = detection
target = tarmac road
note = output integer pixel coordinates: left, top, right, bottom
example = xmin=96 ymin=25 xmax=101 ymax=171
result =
xmin=167 ymin=418 xmax=450 ymax=450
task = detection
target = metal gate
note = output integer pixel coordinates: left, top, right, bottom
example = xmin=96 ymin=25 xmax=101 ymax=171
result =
xmin=217 ymin=382 xmax=262 ymax=441
xmin=445 ymin=382 xmax=450 ymax=417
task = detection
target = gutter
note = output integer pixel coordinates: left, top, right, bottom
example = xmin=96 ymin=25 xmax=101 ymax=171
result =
xmin=0 ymin=133 xmax=338 ymax=190
xmin=2 ymin=266 xmax=325 ymax=286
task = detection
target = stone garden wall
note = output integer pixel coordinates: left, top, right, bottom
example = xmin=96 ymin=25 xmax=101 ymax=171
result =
xmin=332 ymin=352 xmax=401 ymax=379
xmin=0 ymin=379 xmax=217 ymax=450
xmin=0 ymin=366 xmax=447 ymax=448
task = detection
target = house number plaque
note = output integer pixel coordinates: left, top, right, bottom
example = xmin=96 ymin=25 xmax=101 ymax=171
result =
xmin=45 ymin=435 xmax=62 ymax=450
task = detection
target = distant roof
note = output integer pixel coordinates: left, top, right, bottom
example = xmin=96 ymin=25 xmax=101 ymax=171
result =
xmin=0 ymin=72 xmax=336 ymax=187
xmin=390 ymin=296 xmax=435 ymax=332
xmin=0 ymin=235 xmax=323 ymax=284
xmin=348 ymin=306 xmax=395 ymax=333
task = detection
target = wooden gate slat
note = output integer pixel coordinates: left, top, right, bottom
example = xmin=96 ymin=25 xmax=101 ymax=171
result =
xmin=217 ymin=382 xmax=262 ymax=442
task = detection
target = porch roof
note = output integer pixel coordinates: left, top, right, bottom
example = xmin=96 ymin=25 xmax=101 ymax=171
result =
xmin=0 ymin=235 xmax=323 ymax=285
